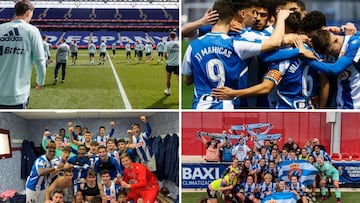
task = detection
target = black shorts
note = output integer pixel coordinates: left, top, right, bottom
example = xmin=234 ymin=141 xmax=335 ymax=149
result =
xmin=138 ymin=51 xmax=143 ymax=57
xmin=166 ymin=65 xmax=179 ymax=75
xmin=100 ymin=52 xmax=106 ymax=57
xmin=89 ymin=53 xmax=94 ymax=57
xmin=71 ymin=52 xmax=78 ymax=57
xmin=158 ymin=52 xmax=163 ymax=57
xmin=112 ymin=49 xmax=116 ymax=54
xmin=146 ymin=52 xmax=151 ymax=56
xmin=206 ymin=188 xmax=217 ymax=199
xmin=126 ymin=51 xmax=131 ymax=56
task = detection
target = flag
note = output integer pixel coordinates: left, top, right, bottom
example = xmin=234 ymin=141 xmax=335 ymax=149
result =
xmin=261 ymin=192 xmax=298 ymax=203
xmin=278 ymin=160 xmax=318 ymax=186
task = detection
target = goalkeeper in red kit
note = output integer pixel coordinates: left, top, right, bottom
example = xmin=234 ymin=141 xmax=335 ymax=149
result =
xmin=119 ymin=153 xmax=159 ymax=203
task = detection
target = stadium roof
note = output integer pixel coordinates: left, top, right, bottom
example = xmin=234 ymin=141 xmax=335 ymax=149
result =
xmin=0 ymin=0 xmax=179 ymax=9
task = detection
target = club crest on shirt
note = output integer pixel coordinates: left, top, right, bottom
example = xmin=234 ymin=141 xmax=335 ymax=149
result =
xmin=338 ymin=70 xmax=351 ymax=80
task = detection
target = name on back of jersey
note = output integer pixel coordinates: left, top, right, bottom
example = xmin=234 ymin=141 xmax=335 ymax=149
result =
xmin=194 ymin=46 xmax=232 ymax=62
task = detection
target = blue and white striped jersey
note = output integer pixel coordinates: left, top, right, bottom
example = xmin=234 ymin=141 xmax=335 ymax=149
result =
xmin=132 ymin=122 xmax=153 ymax=163
xmin=182 ymin=32 xmax=261 ymax=109
xmin=25 ymin=155 xmax=53 ymax=191
xmin=259 ymin=182 xmax=276 ymax=199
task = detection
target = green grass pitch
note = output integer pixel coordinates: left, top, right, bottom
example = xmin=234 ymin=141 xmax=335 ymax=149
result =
xmin=182 ymin=192 xmax=360 ymax=203
xmin=29 ymin=49 xmax=179 ymax=109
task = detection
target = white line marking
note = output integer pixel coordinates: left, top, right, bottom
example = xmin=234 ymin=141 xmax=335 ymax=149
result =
xmin=107 ymin=52 xmax=132 ymax=109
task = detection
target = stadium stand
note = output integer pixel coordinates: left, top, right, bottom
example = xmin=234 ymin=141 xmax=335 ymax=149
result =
xmin=341 ymin=152 xmax=351 ymax=161
xmin=351 ymin=153 xmax=360 ymax=161
xmin=330 ymin=152 xmax=341 ymax=161
xmin=0 ymin=6 xmax=178 ymax=49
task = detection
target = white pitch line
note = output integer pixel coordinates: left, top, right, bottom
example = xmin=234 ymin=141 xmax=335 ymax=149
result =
xmin=107 ymin=52 xmax=132 ymax=109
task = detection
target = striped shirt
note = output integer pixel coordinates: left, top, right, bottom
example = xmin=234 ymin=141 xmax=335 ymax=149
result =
xmin=25 ymin=155 xmax=53 ymax=191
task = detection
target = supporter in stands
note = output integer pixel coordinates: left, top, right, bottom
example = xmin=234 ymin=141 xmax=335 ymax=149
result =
xmin=280 ymin=148 xmax=290 ymax=162
xmin=289 ymin=150 xmax=298 ymax=161
xmin=304 ymin=140 xmax=313 ymax=154
xmin=293 ymin=143 xmax=301 ymax=155
xmin=70 ymin=40 xmax=78 ymax=65
xmin=88 ymin=40 xmax=96 ymax=65
xmin=120 ymin=153 xmax=159 ymax=203
xmin=112 ymin=42 xmax=117 ymax=58
xmin=164 ymin=31 xmax=179 ymax=97
xmin=253 ymin=158 xmax=267 ymax=183
xmin=222 ymin=138 xmax=233 ymax=162
xmin=232 ymin=138 xmax=249 ymax=159
xmin=312 ymin=145 xmax=331 ymax=162
xmin=283 ymin=137 xmax=295 ymax=152
xmin=45 ymin=169 xmax=74 ymax=203
xmin=43 ymin=35 xmax=52 ymax=68
xmin=198 ymin=134 xmax=226 ymax=162
xmin=156 ymin=39 xmax=165 ymax=64
xmin=26 ymin=142 xmax=58 ymax=203
xmin=145 ymin=41 xmax=153 ymax=63
xmin=0 ymin=0 xmax=45 ymax=109
xmin=125 ymin=41 xmax=132 ymax=63
xmin=269 ymin=148 xmax=280 ymax=165
xmin=312 ymin=138 xmax=326 ymax=152
xmin=314 ymin=156 xmax=341 ymax=203
xmin=117 ymin=190 xmax=130 ymax=203
xmin=99 ymin=40 xmax=107 ymax=65
xmin=54 ymin=38 xmax=70 ymax=84
xmin=127 ymin=116 xmax=157 ymax=172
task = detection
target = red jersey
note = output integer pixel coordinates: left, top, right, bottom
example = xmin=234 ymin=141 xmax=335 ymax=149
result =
xmin=123 ymin=162 xmax=158 ymax=190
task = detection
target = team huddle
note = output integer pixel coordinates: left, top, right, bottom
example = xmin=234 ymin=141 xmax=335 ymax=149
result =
xmin=182 ymin=0 xmax=360 ymax=109
xmin=24 ymin=116 xmax=168 ymax=203
xmin=198 ymin=128 xmax=341 ymax=203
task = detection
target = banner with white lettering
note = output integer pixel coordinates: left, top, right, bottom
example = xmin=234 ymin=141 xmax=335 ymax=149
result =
xmin=182 ymin=163 xmax=228 ymax=189
xmin=333 ymin=162 xmax=360 ymax=184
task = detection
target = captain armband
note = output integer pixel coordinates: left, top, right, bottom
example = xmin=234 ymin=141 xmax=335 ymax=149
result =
xmin=264 ymin=69 xmax=282 ymax=85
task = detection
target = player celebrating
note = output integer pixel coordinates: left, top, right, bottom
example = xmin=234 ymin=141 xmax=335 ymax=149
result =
xmin=314 ymin=156 xmax=341 ymax=203
xmin=296 ymin=29 xmax=360 ymax=109
xmin=182 ymin=0 xmax=291 ymax=109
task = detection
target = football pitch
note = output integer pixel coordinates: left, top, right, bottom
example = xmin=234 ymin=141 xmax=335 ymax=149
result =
xmin=29 ymin=49 xmax=179 ymax=109
xmin=182 ymin=192 xmax=360 ymax=203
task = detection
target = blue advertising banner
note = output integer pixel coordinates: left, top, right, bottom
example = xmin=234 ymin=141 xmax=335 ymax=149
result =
xmin=182 ymin=163 xmax=229 ymax=189
xmin=333 ymin=161 xmax=360 ymax=184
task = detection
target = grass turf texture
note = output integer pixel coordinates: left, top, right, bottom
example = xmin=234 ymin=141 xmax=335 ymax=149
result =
xmin=181 ymin=39 xmax=194 ymax=109
xmin=182 ymin=192 xmax=360 ymax=203
xmin=29 ymin=49 xmax=179 ymax=109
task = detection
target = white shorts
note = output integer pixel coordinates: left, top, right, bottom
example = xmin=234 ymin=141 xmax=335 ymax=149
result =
xmin=26 ymin=188 xmax=45 ymax=203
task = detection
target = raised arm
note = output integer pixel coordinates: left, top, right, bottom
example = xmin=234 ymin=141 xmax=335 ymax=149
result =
xmin=182 ymin=8 xmax=219 ymax=38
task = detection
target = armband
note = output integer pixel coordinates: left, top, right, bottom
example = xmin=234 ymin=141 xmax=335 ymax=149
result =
xmin=264 ymin=69 xmax=282 ymax=85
